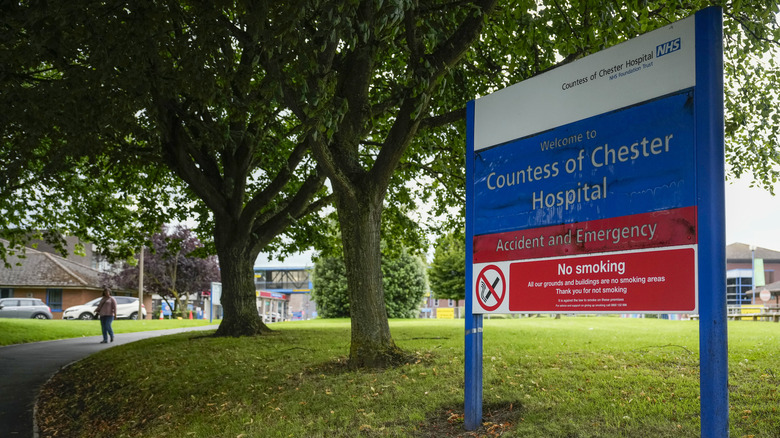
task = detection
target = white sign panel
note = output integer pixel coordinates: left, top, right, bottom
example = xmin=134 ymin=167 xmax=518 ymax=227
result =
xmin=474 ymin=16 xmax=695 ymax=151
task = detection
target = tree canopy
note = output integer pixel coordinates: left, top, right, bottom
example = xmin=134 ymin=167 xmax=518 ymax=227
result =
xmin=429 ymin=230 xmax=466 ymax=302
xmin=311 ymin=256 xmax=351 ymax=319
xmin=2 ymin=0 xmax=335 ymax=337
xmin=294 ymin=1 xmax=780 ymax=366
xmin=3 ymin=1 xmax=780 ymax=368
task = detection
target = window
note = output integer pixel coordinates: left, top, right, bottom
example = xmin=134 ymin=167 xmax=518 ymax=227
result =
xmin=47 ymin=289 xmax=63 ymax=312
xmin=448 ymin=299 xmax=454 ymax=307
xmin=0 ymin=288 xmax=12 ymax=298
xmin=433 ymin=299 xmax=439 ymax=307
xmin=726 ymin=270 xmax=752 ymax=305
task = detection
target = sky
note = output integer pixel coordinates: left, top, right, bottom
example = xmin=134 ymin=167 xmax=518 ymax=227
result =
xmin=725 ymin=175 xmax=780 ymax=252
xmin=255 ymin=250 xmax=315 ymax=268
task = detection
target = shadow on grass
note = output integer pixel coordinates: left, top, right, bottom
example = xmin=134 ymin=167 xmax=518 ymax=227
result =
xmin=408 ymin=401 xmax=522 ymax=438
xmin=305 ymin=348 xmax=440 ymax=376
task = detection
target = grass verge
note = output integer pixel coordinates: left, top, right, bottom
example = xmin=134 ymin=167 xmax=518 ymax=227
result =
xmin=36 ymin=317 xmax=780 ymax=437
xmin=0 ymin=318 xmax=217 ymax=346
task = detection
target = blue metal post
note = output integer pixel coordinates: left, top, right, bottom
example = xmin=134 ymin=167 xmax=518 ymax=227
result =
xmin=464 ymin=313 xmax=483 ymax=430
xmin=464 ymin=100 xmax=483 ymax=430
xmin=695 ymin=7 xmax=728 ymax=437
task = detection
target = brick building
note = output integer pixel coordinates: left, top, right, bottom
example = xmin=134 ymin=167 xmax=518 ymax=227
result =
xmin=0 ymin=240 xmax=151 ymax=319
xmin=420 ymin=296 xmax=465 ymax=319
xmin=726 ymin=242 xmax=780 ymax=307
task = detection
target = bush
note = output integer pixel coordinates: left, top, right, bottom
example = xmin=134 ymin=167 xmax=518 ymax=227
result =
xmin=312 ymin=249 xmax=427 ymax=318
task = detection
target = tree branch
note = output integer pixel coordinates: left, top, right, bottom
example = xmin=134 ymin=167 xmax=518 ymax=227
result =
xmin=421 ymin=107 xmax=466 ymax=129
xmin=155 ymin=99 xmax=230 ymax=219
xmin=243 ymin=139 xmax=311 ymax=221
xmin=250 ymin=168 xmax=328 ymax=248
xmin=417 ymin=0 xmax=473 ymax=15
xmin=725 ymin=11 xmax=780 ymax=47
xmin=370 ymin=0 xmax=497 ymax=190
xmin=424 ymin=0 xmax=498 ymax=79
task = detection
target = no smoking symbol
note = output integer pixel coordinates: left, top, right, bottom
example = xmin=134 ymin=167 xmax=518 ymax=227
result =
xmin=476 ymin=265 xmax=506 ymax=311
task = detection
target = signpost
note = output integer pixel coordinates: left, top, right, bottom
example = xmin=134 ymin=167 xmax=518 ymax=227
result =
xmin=210 ymin=282 xmax=222 ymax=323
xmin=465 ymin=7 xmax=726 ymax=435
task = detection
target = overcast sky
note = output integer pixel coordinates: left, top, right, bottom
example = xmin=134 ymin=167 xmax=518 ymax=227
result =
xmin=725 ymin=174 xmax=780 ymax=252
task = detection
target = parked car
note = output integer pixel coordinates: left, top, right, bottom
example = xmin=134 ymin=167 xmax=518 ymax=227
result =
xmin=0 ymin=298 xmax=53 ymax=319
xmin=62 ymin=296 xmax=147 ymax=320
xmin=262 ymin=312 xmax=281 ymax=323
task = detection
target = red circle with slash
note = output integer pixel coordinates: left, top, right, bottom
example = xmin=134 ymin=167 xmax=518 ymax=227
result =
xmin=476 ymin=265 xmax=506 ymax=311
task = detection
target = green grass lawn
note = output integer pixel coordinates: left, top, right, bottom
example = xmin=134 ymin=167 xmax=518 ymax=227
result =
xmin=32 ymin=317 xmax=780 ymax=437
xmin=0 ymin=318 xmax=217 ymax=346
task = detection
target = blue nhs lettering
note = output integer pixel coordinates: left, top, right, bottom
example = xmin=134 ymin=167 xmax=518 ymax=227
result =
xmin=656 ymin=38 xmax=681 ymax=57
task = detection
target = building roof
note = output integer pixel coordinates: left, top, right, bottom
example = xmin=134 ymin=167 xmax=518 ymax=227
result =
xmin=726 ymin=243 xmax=780 ymax=262
xmin=0 ymin=245 xmax=102 ymax=289
xmin=747 ymin=280 xmax=780 ymax=293
xmin=746 ymin=281 xmax=780 ymax=303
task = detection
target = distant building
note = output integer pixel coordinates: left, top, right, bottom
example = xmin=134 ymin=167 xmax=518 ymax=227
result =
xmin=25 ymin=235 xmax=100 ymax=270
xmin=420 ymin=296 xmax=464 ymax=319
xmin=0 ymin=240 xmax=150 ymax=319
xmin=253 ymin=266 xmax=314 ymax=322
xmin=726 ymin=243 xmax=780 ymax=307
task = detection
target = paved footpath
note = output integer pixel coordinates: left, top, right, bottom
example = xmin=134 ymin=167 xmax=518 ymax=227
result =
xmin=0 ymin=325 xmax=218 ymax=438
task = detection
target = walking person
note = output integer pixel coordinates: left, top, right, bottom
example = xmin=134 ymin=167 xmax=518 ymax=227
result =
xmin=96 ymin=287 xmax=118 ymax=343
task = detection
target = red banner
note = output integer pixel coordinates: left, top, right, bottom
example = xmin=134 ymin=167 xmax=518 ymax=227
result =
xmin=473 ymin=206 xmax=696 ymax=264
xmin=508 ymin=247 xmax=696 ymax=312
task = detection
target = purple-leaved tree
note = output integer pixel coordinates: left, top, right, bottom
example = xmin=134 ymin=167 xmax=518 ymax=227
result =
xmin=104 ymin=226 xmax=220 ymax=317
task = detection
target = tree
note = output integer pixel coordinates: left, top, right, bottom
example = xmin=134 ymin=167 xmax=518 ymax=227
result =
xmin=269 ymin=0 xmax=780 ymax=367
xmin=104 ymin=226 xmax=220 ymax=317
xmin=2 ymin=1 xmax=333 ymax=337
xmin=272 ymin=0 xmax=499 ymax=367
xmin=383 ymin=249 xmax=429 ymax=318
xmin=312 ymin=248 xmax=427 ymax=319
xmin=429 ymin=230 xmax=466 ymax=302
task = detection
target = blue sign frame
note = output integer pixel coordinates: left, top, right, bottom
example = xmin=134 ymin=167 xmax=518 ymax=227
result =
xmin=465 ymin=7 xmax=726 ymax=435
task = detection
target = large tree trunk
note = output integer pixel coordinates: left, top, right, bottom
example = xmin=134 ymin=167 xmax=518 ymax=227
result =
xmin=213 ymin=223 xmax=270 ymax=337
xmin=337 ymin=192 xmax=406 ymax=368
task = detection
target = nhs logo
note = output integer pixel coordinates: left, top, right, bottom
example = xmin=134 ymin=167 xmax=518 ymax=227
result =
xmin=656 ymin=38 xmax=681 ymax=57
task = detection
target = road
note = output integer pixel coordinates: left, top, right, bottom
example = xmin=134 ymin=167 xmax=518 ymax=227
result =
xmin=0 ymin=325 xmax=218 ymax=438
